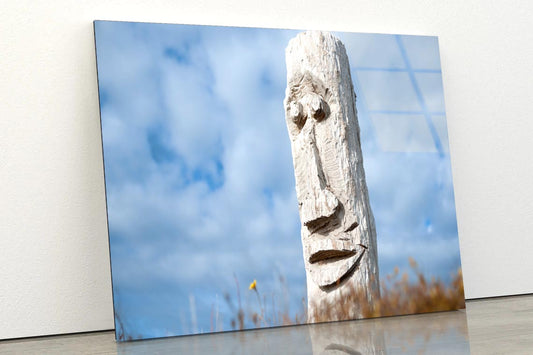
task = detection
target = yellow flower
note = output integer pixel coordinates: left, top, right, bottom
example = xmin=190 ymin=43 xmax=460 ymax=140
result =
xmin=249 ymin=279 xmax=257 ymax=290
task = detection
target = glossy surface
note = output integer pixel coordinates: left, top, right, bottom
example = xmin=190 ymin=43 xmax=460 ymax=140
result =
xmin=2 ymin=295 xmax=533 ymax=354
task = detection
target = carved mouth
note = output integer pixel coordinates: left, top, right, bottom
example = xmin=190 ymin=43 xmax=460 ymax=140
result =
xmin=309 ymin=249 xmax=356 ymax=264
xmin=307 ymin=244 xmax=366 ymax=288
xmin=306 ymin=238 xmax=360 ymax=264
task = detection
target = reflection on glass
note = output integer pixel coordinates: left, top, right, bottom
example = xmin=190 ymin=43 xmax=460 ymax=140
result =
xmin=308 ymin=310 xmax=469 ymax=354
xmin=116 ymin=310 xmax=469 ymax=354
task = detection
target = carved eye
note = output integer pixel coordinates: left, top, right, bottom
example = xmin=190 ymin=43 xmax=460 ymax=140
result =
xmin=309 ymin=95 xmax=326 ymax=121
xmin=289 ymin=101 xmax=305 ymax=126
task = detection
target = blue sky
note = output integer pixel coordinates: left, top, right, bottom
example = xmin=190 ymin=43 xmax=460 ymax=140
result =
xmin=94 ymin=21 xmax=461 ymax=340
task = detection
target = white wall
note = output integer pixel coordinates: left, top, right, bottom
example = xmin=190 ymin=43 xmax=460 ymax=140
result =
xmin=1 ymin=0 xmax=532 ymax=340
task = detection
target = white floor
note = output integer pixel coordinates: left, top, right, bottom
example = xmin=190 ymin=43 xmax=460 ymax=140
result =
xmin=2 ymin=295 xmax=532 ymax=354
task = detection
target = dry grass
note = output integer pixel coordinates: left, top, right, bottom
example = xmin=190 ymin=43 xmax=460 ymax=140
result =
xmin=311 ymin=257 xmax=465 ymax=323
xmin=227 ymin=258 xmax=464 ymax=329
xmin=115 ymin=257 xmax=465 ymax=339
xmin=224 ymin=274 xmax=307 ymax=330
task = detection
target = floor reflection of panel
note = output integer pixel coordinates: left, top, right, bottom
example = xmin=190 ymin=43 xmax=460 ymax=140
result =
xmin=309 ymin=310 xmax=468 ymax=354
xmin=2 ymin=295 xmax=533 ymax=354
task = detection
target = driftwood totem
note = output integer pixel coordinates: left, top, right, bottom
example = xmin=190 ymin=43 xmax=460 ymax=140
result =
xmin=284 ymin=31 xmax=380 ymax=322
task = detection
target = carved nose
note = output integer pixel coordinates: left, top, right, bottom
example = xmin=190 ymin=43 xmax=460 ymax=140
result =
xmin=301 ymin=187 xmax=340 ymax=232
xmin=309 ymin=95 xmax=326 ymax=120
xmin=297 ymin=130 xmax=340 ymax=231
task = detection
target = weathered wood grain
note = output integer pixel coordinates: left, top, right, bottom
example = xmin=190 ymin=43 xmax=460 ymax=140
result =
xmin=284 ymin=31 xmax=380 ymax=322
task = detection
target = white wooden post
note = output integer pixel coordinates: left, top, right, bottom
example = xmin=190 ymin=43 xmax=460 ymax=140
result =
xmin=284 ymin=31 xmax=380 ymax=322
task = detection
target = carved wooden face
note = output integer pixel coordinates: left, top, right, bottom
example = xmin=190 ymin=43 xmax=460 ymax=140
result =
xmin=285 ymin=73 xmax=366 ymax=289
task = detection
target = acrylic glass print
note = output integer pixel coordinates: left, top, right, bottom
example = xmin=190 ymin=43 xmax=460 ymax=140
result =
xmin=94 ymin=21 xmax=465 ymax=341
